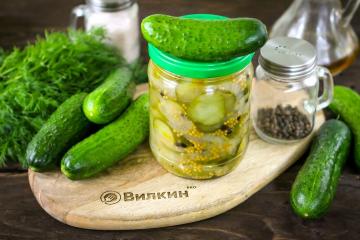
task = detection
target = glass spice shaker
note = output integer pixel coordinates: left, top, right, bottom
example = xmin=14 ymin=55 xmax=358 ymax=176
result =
xmin=252 ymin=37 xmax=334 ymax=144
xmin=71 ymin=0 xmax=140 ymax=63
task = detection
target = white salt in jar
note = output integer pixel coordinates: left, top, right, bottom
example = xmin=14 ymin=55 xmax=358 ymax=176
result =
xmin=71 ymin=0 xmax=140 ymax=63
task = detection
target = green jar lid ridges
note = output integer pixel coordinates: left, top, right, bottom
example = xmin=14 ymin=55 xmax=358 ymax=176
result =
xmin=148 ymin=14 xmax=255 ymax=79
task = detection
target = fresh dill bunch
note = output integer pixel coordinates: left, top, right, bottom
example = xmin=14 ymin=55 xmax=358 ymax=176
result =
xmin=131 ymin=58 xmax=148 ymax=84
xmin=0 ymin=48 xmax=6 ymax=66
xmin=0 ymin=28 xmax=125 ymax=167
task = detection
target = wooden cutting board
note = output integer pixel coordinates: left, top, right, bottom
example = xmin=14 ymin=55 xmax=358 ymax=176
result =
xmin=28 ymin=84 xmax=325 ymax=230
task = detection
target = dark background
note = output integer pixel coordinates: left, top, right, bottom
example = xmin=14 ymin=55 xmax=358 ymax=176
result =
xmin=0 ymin=0 xmax=360 ymax=239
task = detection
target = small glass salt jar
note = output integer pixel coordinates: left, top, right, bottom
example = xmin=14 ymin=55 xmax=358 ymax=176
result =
xmin=252 ymin=37 xmax=334 ymax=144
xmin=71 ymin=0 xmax=140 ymax=63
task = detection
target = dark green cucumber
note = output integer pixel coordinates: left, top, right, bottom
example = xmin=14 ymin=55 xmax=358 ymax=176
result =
xmin=141 ymin=14 xmax=268 ymax=61
xmin=83 ymin=68 xmax=135 ymax=124
xmin=61 ymin=93 xmax=149 ymax=180
xmin=290 ymin=120 xmax=351 ymax=219
xmin=329 ymin=85 xmax=360 ymax=169
xmin=26 ymin=93 xmax=92 ymax=172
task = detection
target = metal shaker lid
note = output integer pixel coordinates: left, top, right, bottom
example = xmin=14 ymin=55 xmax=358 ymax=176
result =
xmin=88 ymin=0 xmax=135 ymax=11
xmin=259 ymin=37 xmax=317 ymax=79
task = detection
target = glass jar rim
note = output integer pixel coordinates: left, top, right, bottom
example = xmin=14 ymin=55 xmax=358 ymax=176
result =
xmin=148 ymin=14 xmax=255 ymax=79
xmin=150 ymin=60 xmax=253 ymax=84
xmin=87 ymin=0 xmax=136 ymax=12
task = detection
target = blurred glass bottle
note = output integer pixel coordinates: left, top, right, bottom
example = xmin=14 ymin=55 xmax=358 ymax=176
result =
xmin=270 ymin=0 xmax=359 ymax=75
xmin=71 ymin=0 xmax=140 ymax=64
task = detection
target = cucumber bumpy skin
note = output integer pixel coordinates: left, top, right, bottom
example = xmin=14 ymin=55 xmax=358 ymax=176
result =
xmin=329 ymin=85 xmax=360 ymax=169
xmin=290 ymin=120 xmax=351 ymax=219
xmin=141 ymin=14 xmax=268 ymax=62
xmin=61 ymin=93 xmax=149 ymax=180
xmin=26 ymin=93 xmax=93 ymax=172
xmin=83 ymin=68 xmax=135 ymax=124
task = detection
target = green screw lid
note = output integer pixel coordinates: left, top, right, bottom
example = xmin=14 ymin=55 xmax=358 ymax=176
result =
xmin=148 ymin=14 xmax=254 ymax=79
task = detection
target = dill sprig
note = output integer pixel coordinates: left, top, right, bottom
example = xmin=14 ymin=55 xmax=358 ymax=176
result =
xmin=0 ymin=29 xmax=125 ymax=167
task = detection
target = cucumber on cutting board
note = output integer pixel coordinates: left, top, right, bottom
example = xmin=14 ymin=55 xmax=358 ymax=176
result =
xmin=141 ymin=14 xmax=268 ymax=61
xmin=329 ymin=85 xmax=360 ymax=169
xmin=83 ymin=68 xmax=135 ymax=124
xmin=61 ymin=93 xmax=149 ymax=180
xmin=27 ymin=93 xmax=93 ymax=171
xmin=290 ymin=120 xmax=351 ymax=219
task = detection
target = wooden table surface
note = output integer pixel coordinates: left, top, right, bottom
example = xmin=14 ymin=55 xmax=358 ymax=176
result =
xmin=1 ymin=0 xmax=359 ymax=239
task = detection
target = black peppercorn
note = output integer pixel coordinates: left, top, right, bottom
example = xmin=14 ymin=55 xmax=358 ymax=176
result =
xmin=256 ymin=105 xmax=312 ymax=140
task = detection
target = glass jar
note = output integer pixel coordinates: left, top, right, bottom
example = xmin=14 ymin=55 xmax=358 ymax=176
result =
xmin=71 ymin=0 xmax=140 ymax=63
xmin=270 ymin=0 xmax=360 ymax=75
xmin=147 ymin=14 xmax=254 ymax=179
xmin=252 ymin=37 xmax=334 ymax=144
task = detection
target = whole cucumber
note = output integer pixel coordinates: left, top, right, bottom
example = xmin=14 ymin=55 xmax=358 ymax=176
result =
xmin=83 ymin=68 xmax=135 ymax=124
xmin=329 ymin=85 xmax=360 ymax=169
xmin=290 ymin=120 xmax=351 ymax=219
xmin=27 ymin=93 xmax=92 ymax=171
xmin=141 ymin=14 xmax=268 ymax=61
xmin=61 ymin=93 xmax=149 ymax=180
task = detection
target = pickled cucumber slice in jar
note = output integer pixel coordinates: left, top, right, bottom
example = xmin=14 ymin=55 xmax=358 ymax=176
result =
xmin=153 ymin=119 xmax=175 ymax=145
xmin=188 ymin=92 xmax=226 ymax=132
xmin=182 ymin=132 xmax=239 ymax=162
xmin=221 ymin=91 xmax=236 ymax=114
xmin=149 ymin=87 xmax=161 ymax=108
xmin=176 ymin=82 xmax=204 ymax=103
xmin=194 ymin=122 xmax=223 ymax=133
xmin=158 ymin=99 xmax=195 ymax=134
xmin=151 ymin=106 xmax=164 ymax=120
xmin=152 ymin=139 xmax=181 ymax=163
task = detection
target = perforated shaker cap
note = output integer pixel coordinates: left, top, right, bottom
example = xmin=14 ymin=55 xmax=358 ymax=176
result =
xmin=259 ymin=37 xmax=317 ymax=79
